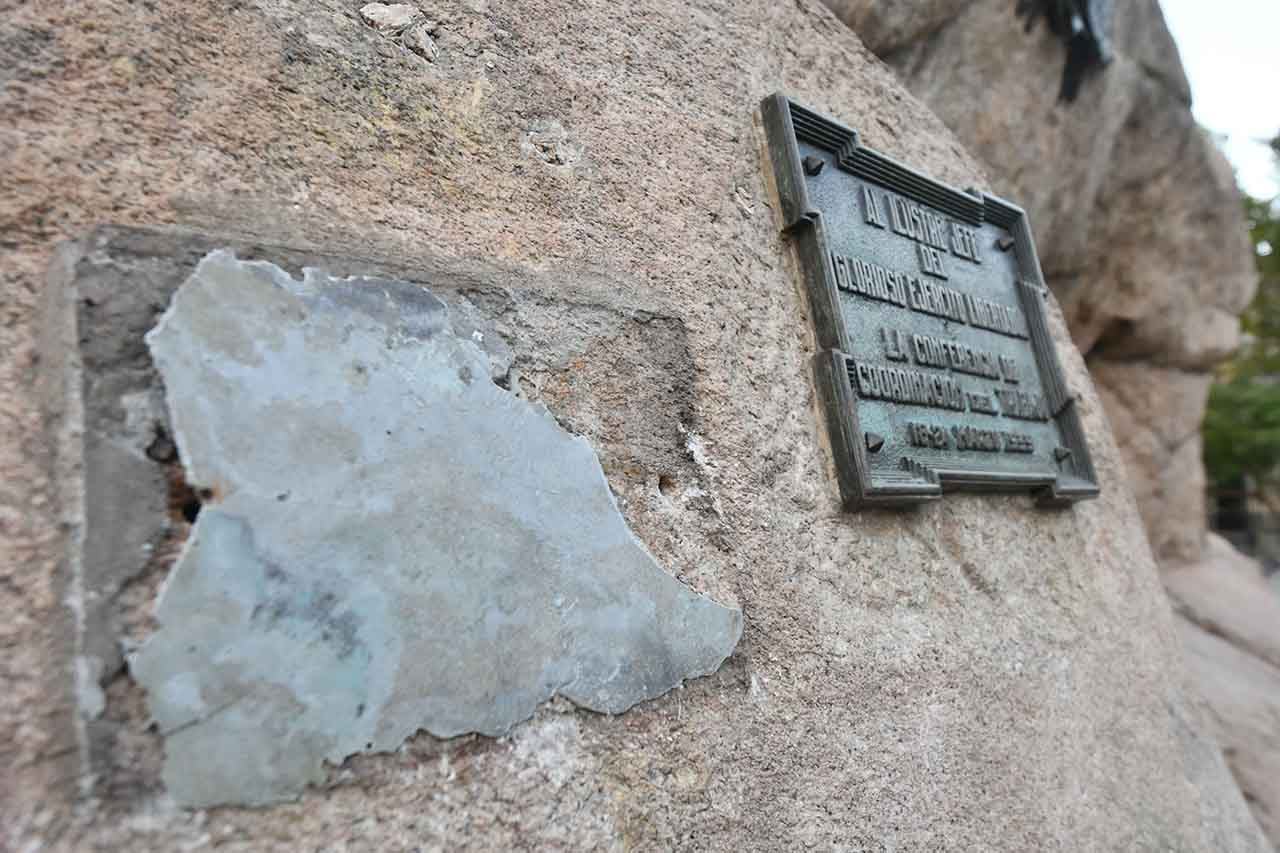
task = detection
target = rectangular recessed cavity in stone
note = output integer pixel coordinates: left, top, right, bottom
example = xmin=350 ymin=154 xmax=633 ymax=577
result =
xmin=131 ymin=250 xmax=742 ymax=807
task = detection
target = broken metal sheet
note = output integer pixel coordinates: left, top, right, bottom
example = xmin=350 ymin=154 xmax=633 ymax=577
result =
xmin=131 ymin=251 xmax=742 ymax=807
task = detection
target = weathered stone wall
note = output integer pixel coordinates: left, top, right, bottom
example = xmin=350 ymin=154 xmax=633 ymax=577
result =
xmin=825 ymin=0 xmax=1257 ymax=564
xmin=1165 ymin=535 xmax=1280 ymax=844
xmin=1 ymin=0 xmax=1269 ymax=849
xmin=822 ymin=4 xmax=1279 ymax=842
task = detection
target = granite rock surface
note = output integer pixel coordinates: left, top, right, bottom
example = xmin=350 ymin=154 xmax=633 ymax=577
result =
xmin=834 ymin=0 xmax=1256 ymax=563
xmin=1167 ymin=534 xmax=1280 ymax=844
xmin=4 ymin=0 xmax=1270 ymax=849
xmin=1178 ymin=616 xmax=1280 ymax=848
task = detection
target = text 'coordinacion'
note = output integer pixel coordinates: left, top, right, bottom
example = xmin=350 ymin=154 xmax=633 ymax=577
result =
xmin=850 ymin=360 xmax=1049 ymax=422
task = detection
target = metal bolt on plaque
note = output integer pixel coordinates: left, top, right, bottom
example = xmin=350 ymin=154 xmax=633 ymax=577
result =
xmin=761 ymin=94 xmax=1100 ymax=509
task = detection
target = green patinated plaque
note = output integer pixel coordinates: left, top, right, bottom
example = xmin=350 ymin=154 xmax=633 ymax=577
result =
xmin=762 ymin=94 xmax=1100 ymax=509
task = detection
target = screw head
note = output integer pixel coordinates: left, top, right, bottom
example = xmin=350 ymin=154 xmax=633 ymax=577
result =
xmin=865 ymin=432 xmax=885 ymax=453
xmin=802 ymin=155 xmax=825 ymax=176
xmin=1053 ymin=446 xmax=1073 ymax=462
xmin=997 ymin=235 xmax=1016 ymax=252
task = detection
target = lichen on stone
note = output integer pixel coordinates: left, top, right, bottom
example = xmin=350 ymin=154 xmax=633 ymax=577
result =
xmin=131 ymin=250 xmax=742 ymax=807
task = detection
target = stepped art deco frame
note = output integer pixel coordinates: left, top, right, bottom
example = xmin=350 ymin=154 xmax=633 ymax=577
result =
xmin=761 ymin=94 xmax=1100 ymax=509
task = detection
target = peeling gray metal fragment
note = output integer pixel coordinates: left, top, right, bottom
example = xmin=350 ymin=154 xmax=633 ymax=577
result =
xmin=130 ymin=250 xmax=741 ymax=808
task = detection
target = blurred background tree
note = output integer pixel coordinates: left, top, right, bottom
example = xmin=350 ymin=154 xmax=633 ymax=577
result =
xmin=1204 ymin=135 xmax=1280 ymax=521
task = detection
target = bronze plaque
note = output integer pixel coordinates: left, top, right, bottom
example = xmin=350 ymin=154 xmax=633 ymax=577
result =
xmin=762 ymin=94 xmax=1099 ymax=508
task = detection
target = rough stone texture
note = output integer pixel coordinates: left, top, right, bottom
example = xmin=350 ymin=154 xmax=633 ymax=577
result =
xmin=1179 ymin=621 xmax=1280 ymax=848
xmin=1092 ymin=362 xmax=1213 ymax=564
xmin=838 ymin=0 xmax=1257 ymax=563
xmin=402 ymin=23 xmax=440 ymax=62
xmin=133 ymin=250 xmax=741 ymax=807
xmin=1167 ymin=534 xmax=1280 ymax=844
xmin=822 ymin=0 xmax=971 ymax=57
xmin=36 ymin=224 xmax=725 ymax=818
xmin=359 ymin=3 xmax=421 ymax=32
xmin=1167 ymin=534 xmax=1280 ymax=672
xmin=825 ymin=8 xmax=1273 ymax=840
xmin=4 ymin=1 xmax=1270 ymax=850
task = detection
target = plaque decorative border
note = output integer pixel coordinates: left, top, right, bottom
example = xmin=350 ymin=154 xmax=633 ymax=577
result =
xmin=761 ymin=93 xmax=1100 ymax=508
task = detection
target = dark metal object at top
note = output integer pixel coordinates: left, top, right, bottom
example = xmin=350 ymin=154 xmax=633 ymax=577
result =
xmin=1016 ymin=0 xmax=1114 ymax=102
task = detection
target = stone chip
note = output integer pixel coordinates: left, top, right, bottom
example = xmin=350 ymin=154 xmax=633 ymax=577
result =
xmin=402 ymin=23 xmax=439 ymax=61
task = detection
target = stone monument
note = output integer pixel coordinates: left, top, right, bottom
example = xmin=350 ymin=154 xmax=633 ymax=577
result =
xmin=1 ymin=0 xmax=1270 ymax=849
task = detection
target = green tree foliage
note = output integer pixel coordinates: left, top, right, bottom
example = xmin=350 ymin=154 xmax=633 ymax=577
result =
xmin=1203 ymin=138 xmax=1280 ymax=486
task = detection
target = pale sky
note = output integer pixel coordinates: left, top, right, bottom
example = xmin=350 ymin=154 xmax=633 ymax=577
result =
xmin=1160 ymin=0 xmax=1280 ymax=200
